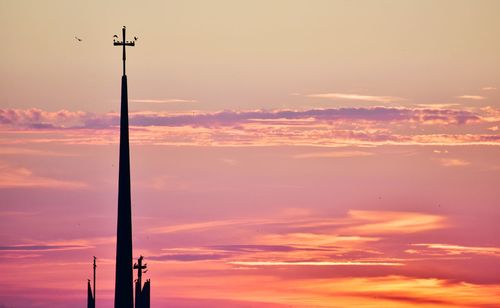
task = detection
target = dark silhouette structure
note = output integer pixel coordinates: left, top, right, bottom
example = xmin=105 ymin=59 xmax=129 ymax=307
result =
xmin=134 ymin=256 xmax=151 ymax=308
xmin=113 ymin=26 xmax=136 ymax=308
xmin=83 ymin=26 xmax=147 ymax=307
xmin=87 ymin=280 xmax=94 ymax=308
xmin=87 ymin=257 xmax=96 ymax=308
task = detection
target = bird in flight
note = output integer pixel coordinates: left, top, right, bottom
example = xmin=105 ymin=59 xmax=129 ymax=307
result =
xmin=113 ymin=34 xmax=118 ymax=38
xmin=75 ymin=36 xmax=82 ymax=42
xmin=134 ymin=36 xmax=139 ymax=41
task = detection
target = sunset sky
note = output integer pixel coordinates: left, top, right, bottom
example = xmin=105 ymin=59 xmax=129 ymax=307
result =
xmin=1 ymin=1 xmax=500 ymax=307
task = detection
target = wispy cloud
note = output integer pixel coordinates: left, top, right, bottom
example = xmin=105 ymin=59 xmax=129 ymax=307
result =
xmin=340 ymin=210 xmax=447 ymax=235
xmin=482 ymin=87 xmax=496 ymax=91
xmin=0 ymin=147 xmax=72 ymax=156
xmin=259 ymin=233 xmax=380 ymax=247
xmin=148 ymin=219 xmax=266 ymax=234
xmin=293 ymin=151 xmax=373 ymax=159
xmin=457 ymin=95 xmax=486 ymax=100
xmin=306 ymin=93 xmax=403 ymax=103
xmin=0 ymin=162 xmax=87 ymax=189
xmin=416 ymin=104 xmax=461 ymax=109
xmin=0 ymin=211 xmax=37 ymax=217
xmin=0 ymin=244 xmax=89 ymax=252
xmin=150 ymin=253 xmax=227 ymax=262
xmin=130 ymin=99 xmax=197 ymax=104
xmin=438 ymin=158 xmax=470 ymax=167
xmin=410 ymin=243 xmax=500 ymax=257
xmin=229 ymin=261 xmax=403 ymax=266
xmin=433 ymin=149 xmax=449 ymax=154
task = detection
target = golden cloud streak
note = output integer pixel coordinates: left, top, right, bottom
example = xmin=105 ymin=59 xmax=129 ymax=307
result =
xmin=307 ymin=93 xmax=403 ymax=102
xmin=412 ymin=243 xmax=500 ymax=257
xmin=293 ymin=151 xmax=373 ymax=159
xmin=341 ymin=210 xmax=447 ymax=235
xmin=229 ymin=261 xmax=403 ymax=266
xmin=438 ymin=158 xmax=470 ymax=167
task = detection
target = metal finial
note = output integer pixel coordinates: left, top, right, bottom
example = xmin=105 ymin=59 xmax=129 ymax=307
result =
xmin=113 ymin=26 xmax=136 ymax=76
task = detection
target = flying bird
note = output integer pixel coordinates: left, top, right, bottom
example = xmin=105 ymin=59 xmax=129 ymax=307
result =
xmin=134 ymin=36 xmax=138 ymax=41
xmin=113 ymin=34 xmax=118 ymax=38
xmin=75 ymin=36 xmax=82 ymax=42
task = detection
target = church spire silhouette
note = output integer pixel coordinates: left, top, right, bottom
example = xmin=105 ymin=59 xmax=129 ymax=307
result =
xmin=134 ymin=256 xmax=151 ymax=308
xmin=87 ymin=257 xmax=96 ymax=308
xmin=113 ymin=26 xmax=137 ymax=308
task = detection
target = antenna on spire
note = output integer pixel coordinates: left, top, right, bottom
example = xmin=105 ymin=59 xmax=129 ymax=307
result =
xmin=113 ymin=26 xmax=137 ymax=76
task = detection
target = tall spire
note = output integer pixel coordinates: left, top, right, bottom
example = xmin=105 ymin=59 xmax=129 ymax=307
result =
xmin=113 ymin=26 xmax=137 ymax=308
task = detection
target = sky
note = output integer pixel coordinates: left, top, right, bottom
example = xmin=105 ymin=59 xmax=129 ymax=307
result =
xmin=1 ymin=0 xmax=500 ymax=307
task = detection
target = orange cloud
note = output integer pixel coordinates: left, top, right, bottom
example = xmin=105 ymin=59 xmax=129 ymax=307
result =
xmin=141 ymin=266 xmax=500 ymax=307
xmin=292 ymin=276 xmax=500 ymax=307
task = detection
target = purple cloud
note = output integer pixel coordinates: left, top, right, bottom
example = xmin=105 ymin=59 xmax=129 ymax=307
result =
xmin=0 ymin=107 xmax=482 ymax=129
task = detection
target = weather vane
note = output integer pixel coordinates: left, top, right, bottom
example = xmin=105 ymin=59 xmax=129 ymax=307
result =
xmin=113 ymin=26 xmax=138 ymax=76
